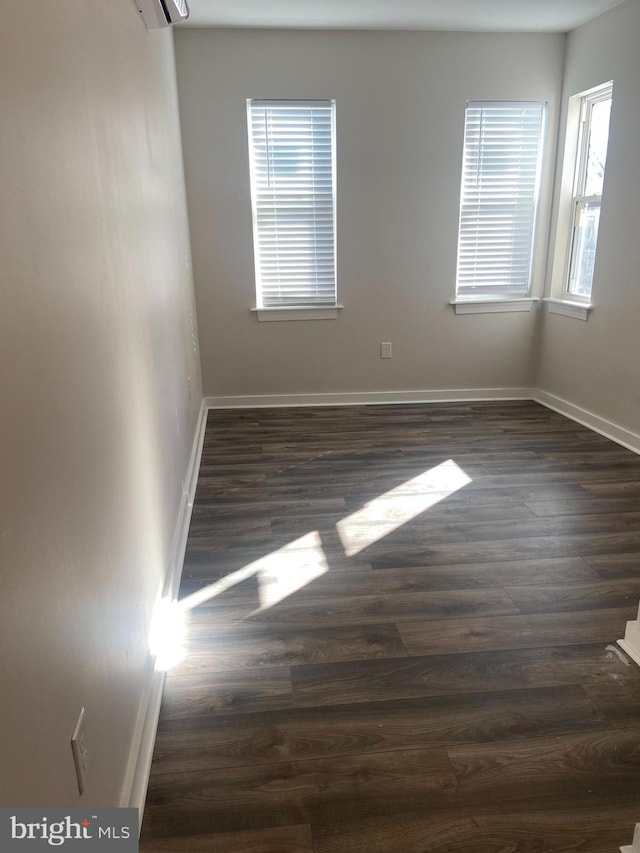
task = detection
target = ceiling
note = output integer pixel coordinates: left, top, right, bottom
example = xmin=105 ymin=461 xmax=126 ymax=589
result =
xmin=182 ymin=0 xmax=629 ymax=32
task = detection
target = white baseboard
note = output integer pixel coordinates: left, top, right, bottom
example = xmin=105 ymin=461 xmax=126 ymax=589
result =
xmin=205 ymin=388 xmax=640 ymax=457
xmin=533 ymin=390 xmax=640 ymax=456
xmin=166 ymin=398 xmax=209 ymax=599
xmin=121 ymin=663 xmax=165 ymax=814
xmin=620 ymin=823 xmax=640 ymax=852
xmin=120 ymin=398 xmax=208 ymax=817
xmin=205 ymin=387 xmax=533 ymax=409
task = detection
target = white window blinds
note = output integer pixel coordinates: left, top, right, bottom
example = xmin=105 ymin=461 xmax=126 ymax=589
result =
xmin=247 ymin=100 xmax=337 ymax=308
xmin=456 ymin=102 xmax=545 ymax=299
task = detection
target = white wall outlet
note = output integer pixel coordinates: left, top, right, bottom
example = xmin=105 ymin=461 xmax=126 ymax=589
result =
xmin=71 ymin=708 xmax=89 ymax=795
xmin=380 ymin=342 xmax=392 ymax=359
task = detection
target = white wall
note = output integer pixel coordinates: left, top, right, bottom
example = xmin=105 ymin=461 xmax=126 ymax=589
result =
xmin=174 ymin=29 xmax=564 ymax=398
xmin=0 ymin=1 xmax=202 ymax=806
xmin=538 ymin=0 xmax=640 ymax=436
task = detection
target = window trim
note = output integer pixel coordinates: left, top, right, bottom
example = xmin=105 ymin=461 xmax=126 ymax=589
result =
xmin=546 ymin=81 xmax=613 ymax=316
xmin=246 ymin=98 xmax=338 ymax=315
xmin=454 ymin=100 xmax=546 ymax=304
xmin=542 ymin=297 xmax=592 ymax=321
xmin=251 ymin=304 xmax=344 ymax=322
xmin=563 ymin=82 xmax=613 ymax=304
xmin=450 ymin=297 xmax=538 ymax=315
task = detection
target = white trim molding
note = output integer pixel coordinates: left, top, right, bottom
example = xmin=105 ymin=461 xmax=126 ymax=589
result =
xmin=121 ymin=662 xmax=164 ymax=821
xmin=120 ymin=397 xmax=208 ymax=819
xmin=450 ymin=298 xmax=538 ymax=314
xmin=619 ymin=611 xmax=640 ymax=669
xmin=620 ymin=823 xmax=640 ymax=853
xmin=534 ymin=390 xmax=640 ymax=456
xmin=205 ymin=388 xmax=533 ymax=409
xmin=543 ymin=297 xmax=592 ymax=320
xmin=252 ymin=305 xmax=343 ymax=322
xmin=205 ymin=387 xmax=640 ymax=453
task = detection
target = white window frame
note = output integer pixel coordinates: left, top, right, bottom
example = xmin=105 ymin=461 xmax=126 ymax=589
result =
xmin=453 ymin=101 xmax=546 ymax=312
xmin=564 ymin=82 xmax=613 ymax=304
xmin=545 ymin=81 xmax=613 ymax=320
xmin=246 ymin=99 xmax=340 ymax=322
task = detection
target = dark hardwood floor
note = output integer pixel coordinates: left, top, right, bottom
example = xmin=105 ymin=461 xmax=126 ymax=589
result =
xmin=140 ymin=401 xmax=640 ymax=852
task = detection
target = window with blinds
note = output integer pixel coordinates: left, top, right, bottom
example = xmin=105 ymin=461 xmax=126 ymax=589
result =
xmin=247 ymin=99 xmax=337 ymax=309
xmin=455 ymin=101 xmax=545 ymax=299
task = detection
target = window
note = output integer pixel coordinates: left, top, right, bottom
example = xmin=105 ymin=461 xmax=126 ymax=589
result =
xmin=565 ymin=83 xmax=613 ymax=301
xmin=247 ymin=99 xmax=337 ymax=315
xmin=455 ymin=101 xmax=545 ymax=303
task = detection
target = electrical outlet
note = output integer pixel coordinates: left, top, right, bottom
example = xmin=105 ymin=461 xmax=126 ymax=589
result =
xmin=71 ymin=708 xmax=89 ymax=795
xmin=380 ymin=342 xmax=392 ymax=359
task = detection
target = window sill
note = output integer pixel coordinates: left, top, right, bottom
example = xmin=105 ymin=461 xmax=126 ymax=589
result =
xmin=450 ymin=298 xmax=538 ymax=315
xmin=252 ymin=305 xmax=343 ymax=322
xmin=543 ymin=298 xmax=592 ymax=321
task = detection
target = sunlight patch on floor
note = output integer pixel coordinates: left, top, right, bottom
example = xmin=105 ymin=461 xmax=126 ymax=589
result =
xmin=336 ymin=459 xmax=472 ymax=556
xmin=178 ymin=531 xmax=329 ymax=613
xmin=149 ymin=596 xmax=187 ymax=671
xmin=151 ymin=533 xmax=329 ymax=670
xmin=255 ymin=531 xmax=328 ymax=611
xmin=151 ymin=460 xmax=470 ymax=670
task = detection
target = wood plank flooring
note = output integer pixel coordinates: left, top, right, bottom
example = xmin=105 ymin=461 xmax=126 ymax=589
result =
xmin=140 ymin=401 xmax=640 ymax=852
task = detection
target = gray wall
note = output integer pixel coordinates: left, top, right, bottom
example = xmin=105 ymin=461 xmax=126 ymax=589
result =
xmin=175 ymin=28 xmax=565 ymax=398
xmin=0 ymin=2 xmax=202 ymax=805
xmin=537 ymin=0 xmax=640 ymax=435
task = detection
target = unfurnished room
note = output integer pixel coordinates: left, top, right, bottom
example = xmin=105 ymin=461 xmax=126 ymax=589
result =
xmin=2 ymin=1 xmax=640 ymax=851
